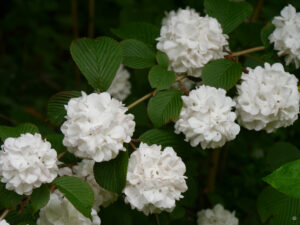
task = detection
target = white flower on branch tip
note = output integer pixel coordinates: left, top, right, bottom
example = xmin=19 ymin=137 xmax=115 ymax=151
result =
xmin=107 ymin=64 xmax=131 ymax=101
xmin=197 ymin=204 xmax=238 ymax=225
xmin=123 ymin=142 xmax=187 ymax=215
xmin=0 ymin=220 xmax=9 ymax=225
xmin=157 ymin=8 xmax=229 ymax=78
xmin=37 ymin=190 xmax=101 ymax=225
xmin=235 ymin=63 xmax=299 ymax=132
xmin=61 ymin=91 xmax=135 ymax=162
xmin=175 ymin=85 xmax=240 ymax=149
xmin=269 ymin=4 xmax=300 ymax=68
xmin=0 ymin=133 xmax=58 ymax=195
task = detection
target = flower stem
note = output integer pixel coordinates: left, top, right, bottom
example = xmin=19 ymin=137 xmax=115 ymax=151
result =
xmin=205 ymin=148 xmax=221 ymax=193
xmin=231 ymin=46 xmax=265 ymax=57
xmin=0 ymin=209 xmax=9 ymax=220
xmin=127 ymin=91 xmax=156 ymax=110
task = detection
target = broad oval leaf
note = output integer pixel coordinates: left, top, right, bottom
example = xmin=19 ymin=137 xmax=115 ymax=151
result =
xmin=202 ymin=59 xmax=242 ymax=90
xmin=264 ymin=159 xmax=300 ymax=199
xmin=261 ymin=23 xmax=275 ymax=48
xmin=121 ymin=39 xmax=156 ymax=69
xmin=52 ymin=176 xmax=94 ymax=219
xmin=148 ymin=65 xmax=175 ymax=91
xmin=204 ymin=0 xmax=253 ymax=34
xmin=47 ymin=91 xmax=81 ymax=125
xmin=70 ymin=36 xmax=123 ymax=91
xmin=94 ymin=150 xmax=128 ymax=194
xmin=111 ymin=22 xmax=160 ymax=45
xmin=140 ymin=128 xmax=192 ymax=157
xmin=156 ymin=51 xmax=169 ymax=68
xmin=257 ymin=187 xmax=300 ymax=225
xmin=0 ymin=182 xmax=24 ymax=208
xmin=147 ymin=89 xmax=183 ymax=127
xmin=0 ymin=123 xmax=39 ymax=141
xmin=31 ymin=184 xmax=50 ymax=213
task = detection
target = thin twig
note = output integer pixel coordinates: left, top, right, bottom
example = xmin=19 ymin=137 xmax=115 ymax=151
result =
xmin=178 ymin=80 xmax=190 ymax=95
xmin=155 ymin=214 xmax=161 ymax=225
xmin=127 ymin=91 xmax=156 ymax=110
xmin=204 ymin=148 xmax=221 ymax=193
xmin=251 ymin=0 xmax=264 ymax=22
xmin=231 ymin=46 xmax=265 ymax=57
xmin=129 ymin=142 xmax=137 ymax=150
xmin=58 ymin=151 xmax=67 ymax=160
xmin=0 ymin=209 xmax=9 ymax=220
xmin=88 ymin=0 xmax=95 ymax=38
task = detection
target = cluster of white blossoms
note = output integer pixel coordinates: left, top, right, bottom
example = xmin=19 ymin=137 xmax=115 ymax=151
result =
xmin=124 ymin=143 xmax=187 ymax=215
xmin=175 ymin=86 xmax=240 ymax=149
xmin=157 ymin=8 xmax=229 ymax=78
xmin=0 ymin=220 xmax=9 ymax=225
xmin=37 ymin=191 xmax=101 ymax=225
xmin=197 ymin=204 xmax=238 ymax=225
xmin=107 ymin=64 xmax=131 ymax=101
xmin=269 ymin=4 xmax=300 ymax=68
xmin=59 ymin=159 xmax=118 ymax=211
xmin=0 ymin=133 xmax=58 ymax=195
xmin=61 ymin=92 xmax=135 ymax=162
xmin=235 ymin=63 xmax=299 ymax=133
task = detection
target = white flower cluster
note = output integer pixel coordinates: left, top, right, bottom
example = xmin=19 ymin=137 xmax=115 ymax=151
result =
xmin=60 ymin=159 xmax=118 ymax=211
xmin=107 ymin=65 xmax=131 ymax=101
xmin=61 ymin=92 xmax=135 ymax=162
xmin=175 ymin=86 xmax=240 ymax=149
xmin=197 ymin=204 xmax=238 ymax=225
xmin=235 ymin=63 xmax=299 ymax=132
xmin=37 ymin=191 xmax=101 ymax=225
xmin=0 ymin=133 xmax=58 ymax=195
xmin=269 ymin=4 xmax=300 ymax=68
xmin=124 ymin=143 xmax=187 ymax=215
xmin=157 ymin=8 xmax=229 ymax=77
xmin=0 ymin=220 xmax=9 ymax=225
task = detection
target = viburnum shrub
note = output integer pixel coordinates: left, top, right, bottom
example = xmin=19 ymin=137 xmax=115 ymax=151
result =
xmin=1 ymin=1 xmax=300 ymax=225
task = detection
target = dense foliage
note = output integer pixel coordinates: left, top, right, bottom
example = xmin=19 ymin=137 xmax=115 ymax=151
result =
xmin=1 ymin=0 xmax=300 ymax=225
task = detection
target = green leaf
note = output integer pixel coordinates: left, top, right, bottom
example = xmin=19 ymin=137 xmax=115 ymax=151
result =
xmin=0 ymin=182 xmax=24 ymax=208
xmin=261 ymin=24 xmax=275 ymax=48
xmin=121 ymin=39 xmax=156 ymax=69
xmin=70 ymin=37 xmax=123 ymax=91
xmin=263 ymin=159 xmax=300 ymax=199
xmin=257 ymin=187 xmax=300 ymax=225
xmin=31 ymin=184 xmax=50 ymax=213
xmin=148 ymin=65 xmax=175 ymax=91
xmin=147 ymin=89 xmax=183 ymax=127
xmin=52 ymin=176 xmax=94 ymax=219
xmin=47 ymin=91 xmax=81 ymax=125
xmin=140 ymin=128 xmax=192 ymax=157
xmin=94 ymin=151 xmax=128 ymax=194
xmin=111 ymin=22 xmax=160 ymax=45
xmin=266 ymin=142 xmax=300 ymax=171
xmin=0 ymin=123 xmax=39 ymax=141
xmin=204 ymin=0 xmax=253 ymax=34
xmin=156 ymin=51 xmax=169 ymax=68
xmin=202 ymin=59 xmax=242 ymax=90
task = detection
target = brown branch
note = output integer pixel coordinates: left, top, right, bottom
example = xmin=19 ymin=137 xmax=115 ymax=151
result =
xmin=58 ymin=151 xmax=67 ymax=160
xmin=129 ymin=142 xmax=137 ymax=150
xmin=155 ymin=214 xmax=161 ymax=225
xmin=231 ymin=46 xmax=265 ymax=57
xmin=251 ymin=0 xmax=264 ymax=22
xmin=0 ymin=209 xmax=9 ymax=220
xmin=88 ymin=0 xmax=95 ymax=38
xmin=178 ymin=80 xmax=190 ymax=95
xmin=127 ymin=91 xmax=156 ymax=110
xmin=204 ymin=148 xmax=221 ymax=193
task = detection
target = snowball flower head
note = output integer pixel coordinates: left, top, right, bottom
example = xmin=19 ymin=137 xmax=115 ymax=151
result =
xmin=235 ymin=63 xmax=299 ymax=132
xmin=72 ymin=159 xmax=118 ymax=210
xmin=175 ymin=86 xmax=240 ymax=149
xmin=107 ymin=64 xmax=131 ymax=101
xmin=0 ymin=220 xmax=9 ymax=225
xmin=269 ymin=4 xmax=300 ymax=68
xmin=157 ymin=8 xmax=229 ymax=77
xmin=124 ymin=143 xmax=187 ymax=215
xmin=37 ymin=191 xmax=101 ymax=225
xmin=197 ymin=204 xmax=238 ymax=225
xmin=0 ymin=133 xmax=58 ymax=195
xmin=61 ymin=92 xmax=135 ymax=162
